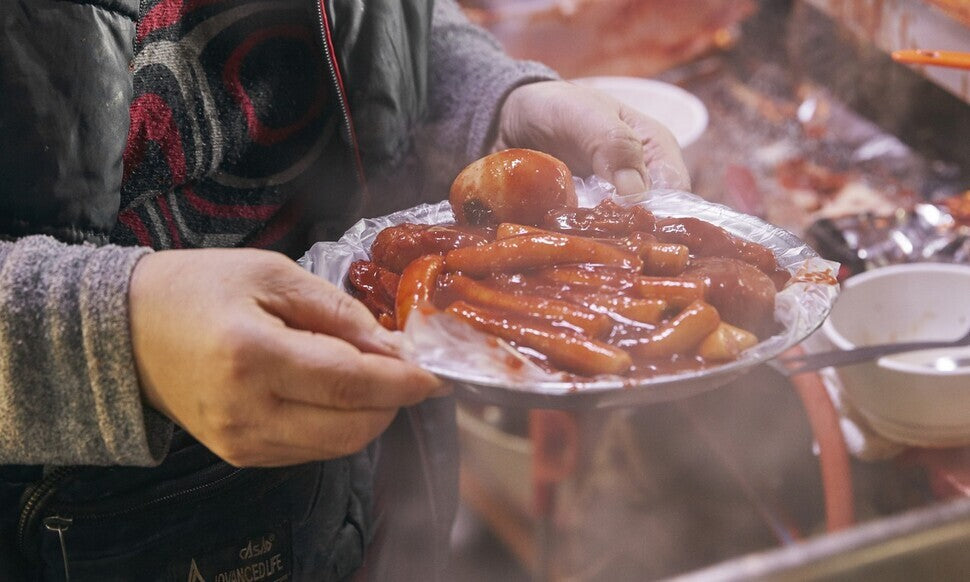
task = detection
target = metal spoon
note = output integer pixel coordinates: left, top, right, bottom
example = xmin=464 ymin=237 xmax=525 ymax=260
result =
xmin=774 ymin=328 xmax=970 ymax=376
xmin=927 ymin=356 xmax=970 ymax=372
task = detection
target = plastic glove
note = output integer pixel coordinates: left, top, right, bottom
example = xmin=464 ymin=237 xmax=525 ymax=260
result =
xmin=493 ymin=80 xmax=691 ymax=196
xmin=129 ymin=248 xmax=447 ymax=467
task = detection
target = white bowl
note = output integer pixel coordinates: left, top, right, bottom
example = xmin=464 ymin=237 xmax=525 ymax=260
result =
xmin=820 ymin=263 xmax=970 ymax=447
xmin=572 ymin=77 xmax=709 ymax=148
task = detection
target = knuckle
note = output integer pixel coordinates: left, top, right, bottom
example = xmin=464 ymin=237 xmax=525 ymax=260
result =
xmin=214 ymin=325 xmax=261 ymax=383
xmin=264 ymin=260 xmax=307 ymax=296
xmin=603 ymin=127 xmax=643 ymax=153
xmin=254 ymin=249 xmax=294 ymax=274
xmin=205 ymin=402 xmax=247 ymax=441
xmin=206 ymin=430 xmax=254 ymax=466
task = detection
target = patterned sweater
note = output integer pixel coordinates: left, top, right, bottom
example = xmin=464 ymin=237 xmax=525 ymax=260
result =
xmin=0 ymin=0 xmax=556 ymax=466
xmin=116 ymin=0 xmax=350 ymax=254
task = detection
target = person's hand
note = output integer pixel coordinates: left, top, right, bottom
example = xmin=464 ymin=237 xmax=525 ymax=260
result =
xmin=493 ymin=80 xmax=691 ymax=196
xmin=129 ymin=248 xmax=447 ymax=467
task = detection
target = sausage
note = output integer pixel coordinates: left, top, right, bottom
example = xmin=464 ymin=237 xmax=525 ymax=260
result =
xmin=654 ymin=216 xmax=788 ymax=285
xmin=371 ymin=223 xmax=488 ymax=273
xmin=633 ymin=276 xmax=706 ymax=309
xmin=536 ymin=266 xmax=637 ymax=291
xmin=641 ymin=243 xmax=690 ymax=276
xmin=446 ymin=301 xmax=632 ymax=376
xmin=654 ymin=216 xmax=744 ymax=258
xmin=348 ymin=260 xmax=400 ymax=329
xmin=496 ymin=222 xmax=544 ymax=239
xmin=543 ymin=199 xmax=656 ymax=236
xmin=396 ymin=255 xmax=444 ymax=330
xmin=557 ymin=291 xmax=667 ymax=324
xmin=499 ymin=220 xmax=686 ymax=275
xmin=599 ymin=232 xmax=689 ymax=276
xmin=444 ymin=232 xmax=643 ymax=276
xmin=683 ymin=257 xmax=779 ymax=338
xmin=630 ymin=300 xmax=721 ymax=359
xmin=441 ymin=274 xmax=614 ymax=337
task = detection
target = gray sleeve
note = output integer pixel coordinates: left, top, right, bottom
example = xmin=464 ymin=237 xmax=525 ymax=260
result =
xmin=426 ymin=0 xmax=558 ymax=162
xmin=0 ymin=236 xmax=173 ymax=466
xmin=367 ymin=0 xmax=559 ymax=213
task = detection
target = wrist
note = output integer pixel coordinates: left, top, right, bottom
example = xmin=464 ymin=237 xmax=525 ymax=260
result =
xmin=128 ymin=251 xmax=174 ymax=418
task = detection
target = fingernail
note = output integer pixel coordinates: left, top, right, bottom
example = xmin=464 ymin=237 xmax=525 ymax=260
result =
xmin=613 ymin=168 xmax=646 ymax=196
xmin=647 ymin=163 xmax=691 ymax=191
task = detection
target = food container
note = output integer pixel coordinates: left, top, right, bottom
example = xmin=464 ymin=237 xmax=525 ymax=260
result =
xmin=300 ymin=179 xmax=840 ymax=410
xmin=818 ymin=263 xmax=970 ymax=448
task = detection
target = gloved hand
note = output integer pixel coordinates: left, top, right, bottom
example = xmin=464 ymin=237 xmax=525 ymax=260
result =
xmin=129 ymin=248 xmax=447 ymax=467
xmin=493 ymin=80 xmax=691 ymax=196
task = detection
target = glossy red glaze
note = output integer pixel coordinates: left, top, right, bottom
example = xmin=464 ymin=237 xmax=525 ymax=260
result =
xmin=348 ymin=260 xmax=399 ymax=329
xmin=396 ymin=254 xmax=444 ymax=330
xmin=445 ymin=232 xmax=642 ymax=277
xmin=371 ymin=223 xmax=487 ymax=273
xmin=439 ymin=274 xmax=612 ymax=338
xmin=450 ymin=148 xmax=578 ymax=226
xmin=684 ymin=257 xmax=779 ymax=338
xmin=543 ymin=199 xmax=655 ymax=236
xmin=446 ymin=300 xmax=632 ymax=376
xmin=655 ymin=216 xmax=785 ymax=281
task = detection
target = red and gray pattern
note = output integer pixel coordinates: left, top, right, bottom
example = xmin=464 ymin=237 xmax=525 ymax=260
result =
xmin=114 ymin=0 xmax=346 ymax=252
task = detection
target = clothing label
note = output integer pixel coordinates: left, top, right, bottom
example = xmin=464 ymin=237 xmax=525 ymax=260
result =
xmin=170 ymin=522 xmax=292 ymax=582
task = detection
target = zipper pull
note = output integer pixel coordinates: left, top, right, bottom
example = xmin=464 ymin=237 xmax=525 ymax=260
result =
xmin=43 ymin=516 xmax=72 ymax=582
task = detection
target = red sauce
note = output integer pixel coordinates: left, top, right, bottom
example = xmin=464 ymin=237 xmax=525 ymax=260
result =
xmin=543 ymin=199 xmax=655 ymax=237
xmin=791 ymin=268 xmax=839 ymax=286
xmin=504 ymin=355 xmax=525 ymax=370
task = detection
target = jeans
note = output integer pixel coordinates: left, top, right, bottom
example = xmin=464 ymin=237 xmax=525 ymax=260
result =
xmin=0 ymin=431 xmax=372 ymax=581
xmin=0 ymin=398 xmax=457 ymax=582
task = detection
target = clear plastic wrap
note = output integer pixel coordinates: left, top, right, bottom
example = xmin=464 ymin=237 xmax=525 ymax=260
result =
xmin=300 ymin=177 xmax=840 ymax=409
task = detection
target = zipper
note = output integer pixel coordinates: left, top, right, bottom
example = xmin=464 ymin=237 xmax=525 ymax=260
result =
xmin=44 ymin=516 xmax=72 ymax=582
xmin=314 ymin=0 xmax=368 ymax=193
xmin=57 ymin=468 xmax=244 ymax=522
xmin=16 ymin=467 xmax=78 ymax=558
xmin=16 ymin=466 xmax=244 ymax=561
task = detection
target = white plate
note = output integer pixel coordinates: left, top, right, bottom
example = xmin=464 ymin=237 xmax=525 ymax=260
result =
xmin=573 ymin=76 xmax=709 ymax=148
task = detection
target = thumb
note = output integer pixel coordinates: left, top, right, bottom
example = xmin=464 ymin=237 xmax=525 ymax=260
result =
xmin=589 ymin=123 xmax=649 ymax=198
xmin=622 ymin=107 xmax=692 ymax=192
xmin=263 ymin=266 xmax=402 ymax=357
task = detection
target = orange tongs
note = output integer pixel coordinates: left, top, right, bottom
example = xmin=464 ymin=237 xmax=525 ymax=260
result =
xmin=892 ymin=49 xmax=970 ymax=70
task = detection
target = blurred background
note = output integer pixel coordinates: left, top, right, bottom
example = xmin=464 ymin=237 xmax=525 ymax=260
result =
xmin=445 ymin=0 xmax=970 ymax=580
